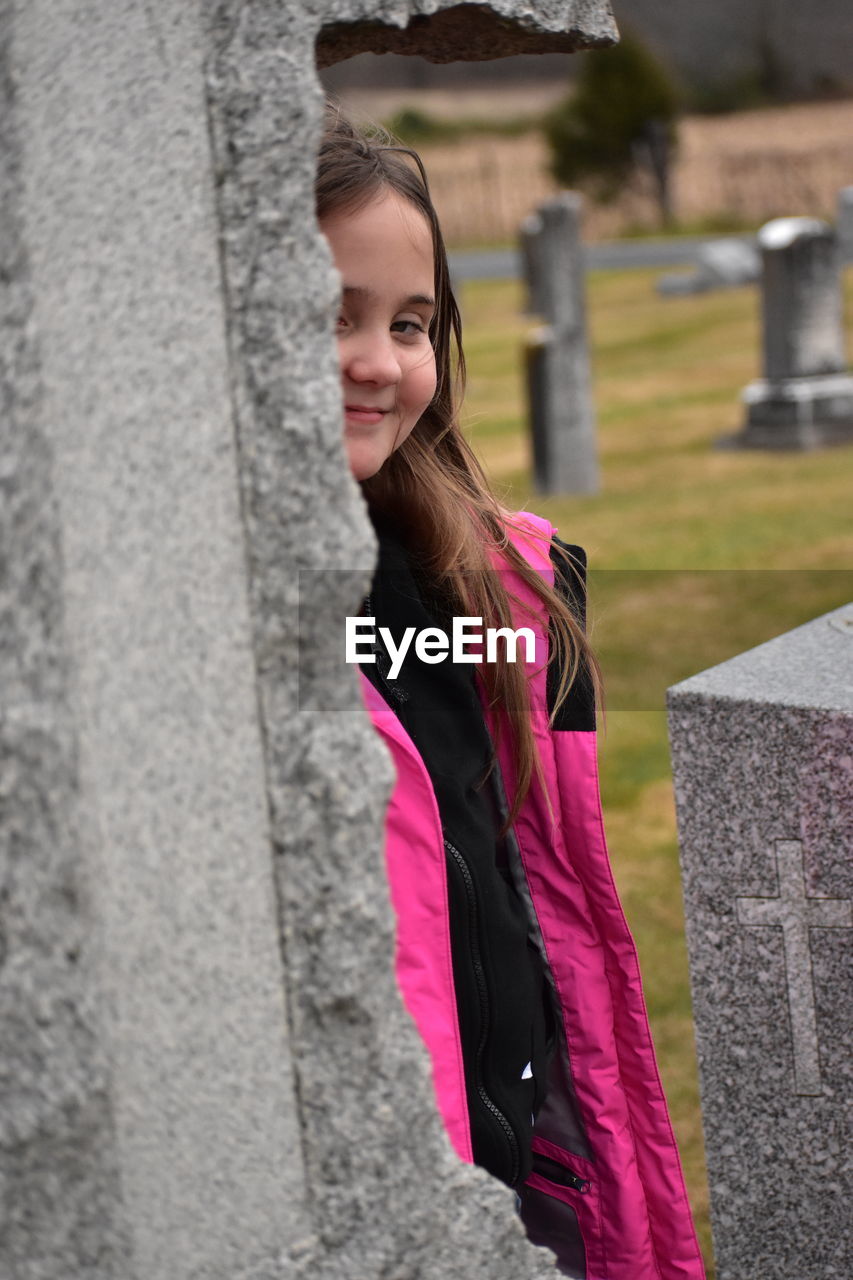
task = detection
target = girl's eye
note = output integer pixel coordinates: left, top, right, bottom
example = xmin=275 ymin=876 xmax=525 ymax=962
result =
xmin=392 ymin=318 xmax=427 ymax=337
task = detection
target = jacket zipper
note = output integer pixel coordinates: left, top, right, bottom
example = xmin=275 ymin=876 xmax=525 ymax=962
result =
xmin=444 ymin=837 xmax=521 ymax=1187
xmin=364 ymin=586 xmax=521 ymax=1185
xmin=531 ymin=1149 xmax=590 ymax=1194
xmin=361 ymin=592 xmax=412 ymax=707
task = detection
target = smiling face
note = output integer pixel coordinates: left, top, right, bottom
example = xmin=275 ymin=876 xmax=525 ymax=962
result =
xmin=321 ymin=189 xmax=438 ymax=483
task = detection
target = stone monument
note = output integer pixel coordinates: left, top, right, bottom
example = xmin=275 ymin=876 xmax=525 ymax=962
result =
xmin=667 ymin=603 xmax=853 ymax=1280
xmin=657 ymin=236 xmax=760 ymax=296
xmin=838 ymin=185 xmax=853 ymax=264
xmin=521 ymin=194 xmax=599 ymax=494
xmin=733 ymin=216 xmax=853 ymax=448
xmin=0 ymin=1 xmax=618 ymax=1277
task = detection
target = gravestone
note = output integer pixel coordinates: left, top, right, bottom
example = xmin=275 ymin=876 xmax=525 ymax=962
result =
xmin=838 ymin=185 xmax=853 ymax=264
xmin=0 ymin=0 xmax=617 ymax=1277
xmin=521 ymin=194 xmax=599 ymax=494
xmin=667 ymin=602 xmax=853 ymax=1280
xmin=657 ymin=237 xmax=760 ymax=296
xmin=733 ymin=216 xmax=853 ymax=448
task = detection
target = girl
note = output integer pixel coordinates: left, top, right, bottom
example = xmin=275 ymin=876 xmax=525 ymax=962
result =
xmin=316 ymin=100 xmax=705 ymax=1280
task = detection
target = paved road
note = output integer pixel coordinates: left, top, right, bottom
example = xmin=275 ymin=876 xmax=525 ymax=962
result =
xmin=449 ymin=234 xmax=758 ymax=281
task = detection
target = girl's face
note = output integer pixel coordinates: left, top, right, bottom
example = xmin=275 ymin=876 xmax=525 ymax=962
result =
xmin=322 ymin=189 xmax=438 ymax=482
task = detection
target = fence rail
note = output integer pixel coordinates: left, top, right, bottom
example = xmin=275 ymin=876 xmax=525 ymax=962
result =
xmin=420 ymin=133 xmax=853 ymax=246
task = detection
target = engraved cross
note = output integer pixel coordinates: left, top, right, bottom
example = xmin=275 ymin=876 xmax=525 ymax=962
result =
xmin=736 ymin=839 xmax=852 ymax=1095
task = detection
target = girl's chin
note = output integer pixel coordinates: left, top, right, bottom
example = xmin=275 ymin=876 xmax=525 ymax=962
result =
xmin=345 ymin=443 xmax=393 ymax=484
xmin=344 ymin=421 xmax=416 ymax=482
xmin=347 ymin=456 xmax=384 ymax=484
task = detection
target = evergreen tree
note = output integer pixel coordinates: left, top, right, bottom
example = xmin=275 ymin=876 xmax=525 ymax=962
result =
xmin=544 ymin=33 xmax=680 ymax=226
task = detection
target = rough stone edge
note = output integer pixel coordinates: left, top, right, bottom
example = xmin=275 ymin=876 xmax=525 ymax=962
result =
xmin=199 ymin=1 xmax=566 ymax=1274
xmin=317 ymin=0 xmax=618 ymax=66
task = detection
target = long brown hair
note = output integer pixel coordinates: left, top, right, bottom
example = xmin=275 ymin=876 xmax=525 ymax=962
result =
xmin=317 ymin=100 xmax=602 ymax=823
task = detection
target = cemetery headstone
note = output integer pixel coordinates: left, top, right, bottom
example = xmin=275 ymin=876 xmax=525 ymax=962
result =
xmin=657 ymin=237 xmax=760 ymax=296
xmin=667 ymin=603 xmax=853 ymax=1280
xmin=838 ymin=185 xmax=853 ymax=263
xmin=521 ymin=194 xmax=599 ymax=494
xmin=733 ymin=216 xmax=853 ymax=448
xmin=1 ymin=0 xmax=617 ymax=1276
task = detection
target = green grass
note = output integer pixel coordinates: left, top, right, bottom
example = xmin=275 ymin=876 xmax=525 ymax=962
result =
xmin=619 ymin=212 xmax=763 ymax=238
xmin=382 ymin=106 xmax=539 ymax=146
xmin=459 ymin=268 xmax=853 ymax=1276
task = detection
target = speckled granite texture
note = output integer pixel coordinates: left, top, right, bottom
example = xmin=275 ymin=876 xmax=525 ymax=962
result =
xmin=668 ymin=603 xmax=853 ymax=1280
xmin=2 ymin=0 xmax=617 ymax=1275
xmin=316 ymin=0 xmax=616 ymax=64
xmin=0 ymin=7 xmax=134 ymax=1275
xmin=7 ymin=2 xmax=313 ymax=1276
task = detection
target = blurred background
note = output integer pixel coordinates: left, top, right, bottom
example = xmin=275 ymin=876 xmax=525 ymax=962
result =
xmin=321 ymin=9 xmax=853 ymax=1275
xmin=322 ymin=0 xmax=853 ymax=243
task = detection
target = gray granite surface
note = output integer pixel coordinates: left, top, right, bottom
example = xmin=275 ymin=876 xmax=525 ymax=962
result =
xmin=668 ymin=604 xmax=852 ymax=1280
xmin=316 ymin=0 xmax=616 ymax=64
xmin=758 ymin=218 xmax=845 ymax=381
xmin=0 ymin=9 xmax=133 ymax=1273
xmin=202 ymin=2 xmax=605 ymax=1274
xmin=10 ymin=3 xmax=312 ymax=1276
xmin=735 ymin=218 xmax=853 ymax=448
xmin=657 ymin=238 xmax=760 ymax=295
xmin=2 ymin=0 xmax=619 ymax=1275
xmin=521 ymin=194 xmax=599 ymax=494
xmin=839 ymin=186 xmax=853 ymax=261
xmin=671 ymin=601 xmax=853 ymax=711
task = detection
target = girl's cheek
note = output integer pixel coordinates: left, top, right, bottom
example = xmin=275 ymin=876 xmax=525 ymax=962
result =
xmin=335 ymin=334 xmax=352 ymax=380
xmin=412 ymin=347 xmax=437 ymax=396
xmin=426 ymin=359 xmax=439 ymax=403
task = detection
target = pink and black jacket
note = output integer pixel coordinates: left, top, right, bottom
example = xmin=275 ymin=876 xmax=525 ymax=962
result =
xmin=360 ymin=512 xmax=705 ymax=1280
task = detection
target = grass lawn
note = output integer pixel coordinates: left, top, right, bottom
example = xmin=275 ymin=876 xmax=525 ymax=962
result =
xmin=459 ymin=267 xmax=853 ymax=1276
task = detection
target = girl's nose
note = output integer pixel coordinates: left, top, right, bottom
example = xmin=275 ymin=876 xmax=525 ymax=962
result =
xmin=342 ymin=331 xmax=401 ymax=387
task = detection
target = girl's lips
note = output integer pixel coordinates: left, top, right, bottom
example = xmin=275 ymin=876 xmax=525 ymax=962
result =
xmin=345 ymin=406 xmax=388 ymax=424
